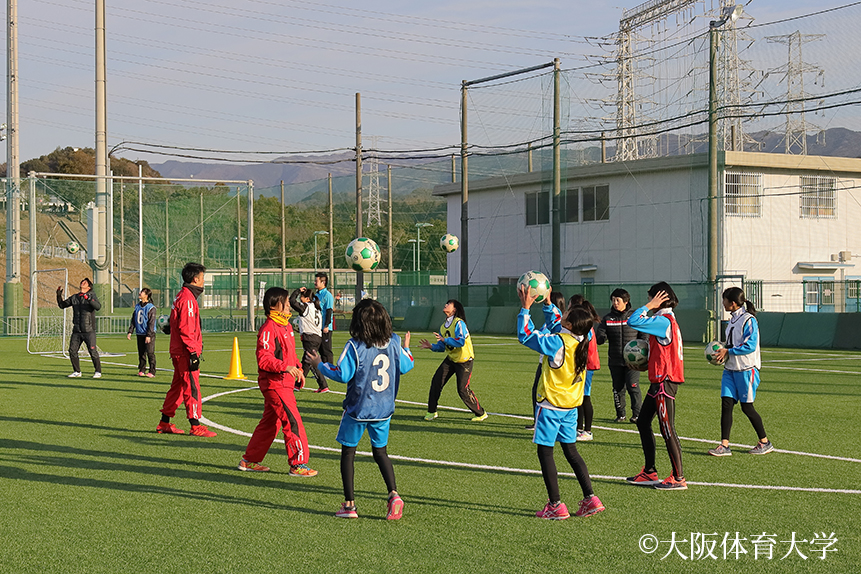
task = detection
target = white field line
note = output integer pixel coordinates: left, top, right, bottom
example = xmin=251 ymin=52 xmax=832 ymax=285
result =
xmin=89 ymin=357 xmax=861 ymax=468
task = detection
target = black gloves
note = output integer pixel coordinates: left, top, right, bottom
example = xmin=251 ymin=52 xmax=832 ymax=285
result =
xmin=189 ymin=352 xmax=200 ymax=371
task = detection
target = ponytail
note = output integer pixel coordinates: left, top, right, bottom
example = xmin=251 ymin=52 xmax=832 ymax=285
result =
xmin=722 ymin=286 xmax=756 ymax=316
xmin=564 ymin=307 xmax=593 ymax=376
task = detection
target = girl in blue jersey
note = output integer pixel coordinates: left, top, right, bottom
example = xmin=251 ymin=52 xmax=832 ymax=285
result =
xmin=708 ymin=287 xmax=773 ymax=456
xmin=568 ymin=295 xmax=601 ymax=441
xmin=517 ymin=285 xmax=605 ymax=520
xmin=420 ymin=299 xmax=487 ymax=421
xmin=525 ymin=290 xmax=566 ymax=431
xmin=127 ymin=288 xmax=156 ymax=377
xmin=310 ymin=299 xmax=414 ymax=520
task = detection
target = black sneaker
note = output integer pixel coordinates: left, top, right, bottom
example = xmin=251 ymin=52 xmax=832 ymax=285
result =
xmin=614 ymin=416 xmax=626 ymax=423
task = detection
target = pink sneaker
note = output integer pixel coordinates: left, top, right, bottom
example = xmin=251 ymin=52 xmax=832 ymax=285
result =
xmin=574 ymin=495 xmax=605 ymax=517
xmin=335 ymin=502 xmax=358 ymax=518
xmin=386 ymin=493 xmax=404 ymax=520
xmin=146 ymin=372 xmax=155 ymax=378
xmin=536 ymin=501 xmax=570 ymax=520
xmin=138 ymin=372 xmax=146 ymax=377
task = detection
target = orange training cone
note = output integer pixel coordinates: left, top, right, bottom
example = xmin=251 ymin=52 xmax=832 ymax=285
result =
xmin=224 ymin=337 xmax=245 ymax=380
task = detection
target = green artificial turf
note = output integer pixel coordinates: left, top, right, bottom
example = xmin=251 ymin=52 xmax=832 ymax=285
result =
xmin=1 ymin=332 xmax=858 ymax=573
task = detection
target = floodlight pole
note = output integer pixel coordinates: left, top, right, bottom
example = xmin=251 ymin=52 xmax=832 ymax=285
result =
xmin=387 ymin=165 xmax=393 ymax=285
xmin=355 ymin=93 xmax=363 ymax=303
xmin=551 ymin=58 xmax=561 ymax=287
xmin=5 ymin=0 xmax=23 ymax=319
xmin=94 ymin=0 xmax=109 ymax=289
xmin=247 ymin=181 xmax=255 ymax=330
xmin=328 ymin=173 xmax=334 ymax=287
xmin=460 ymin=81 xmax=469 ymax=294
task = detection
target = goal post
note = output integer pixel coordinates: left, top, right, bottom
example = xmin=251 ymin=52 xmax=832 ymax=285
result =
xmin=28 ymin=268 xmax=71 ymax=356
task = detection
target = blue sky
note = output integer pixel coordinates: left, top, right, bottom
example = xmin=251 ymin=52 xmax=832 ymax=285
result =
xmin=0 ymin=0 xmax=844 ymax=164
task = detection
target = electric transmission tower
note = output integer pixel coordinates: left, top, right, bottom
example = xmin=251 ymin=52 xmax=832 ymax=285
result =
xmin=365 ymin=136 xmax=383 ymax=227
xmin=765 ymin=31 xmax=825 ymax=155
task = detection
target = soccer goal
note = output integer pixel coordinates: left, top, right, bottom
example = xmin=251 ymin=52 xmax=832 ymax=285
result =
xmin=28 ymin=268 xmax=71 ymax=356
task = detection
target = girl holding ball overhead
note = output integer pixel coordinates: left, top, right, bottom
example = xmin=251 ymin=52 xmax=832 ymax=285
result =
xmin=707 ymin=287 xmax=774 ymax=457
xmin=420 ymin=299 xmax=487 ymax=422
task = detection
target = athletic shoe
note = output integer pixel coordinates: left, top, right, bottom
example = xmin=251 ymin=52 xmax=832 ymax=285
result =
xmin=335 ymin=502 xmax=358 ymax=519
xmin=708 ymin=444 xmax=732 ymax=457
xmin=626 ymin=467 xmax=660 ymax=486
xmin=424 ymin=412 xmax=438 ymax=421
xmin=237 ymin=458 xmax=269 ymax=472
xmin=289 ymin=464 xmax=318 ymax=477
xmin=313 ymin=387 xmax=330 ymax=393
xmin=189 ymin=424 xmax=217 ymax=437
xmin=577 ymin=430 xmax=593 ymax=441
xmin=654 ymin=475 xmax=688 ymax=490
xmin=156 ymin=421 xmax=185 ymax=434
xmin=536 ymin=501 xmax=570 ymax=520
xmin=614 ymin=416 xmax=627 ymax=423
xmin=386 ymin=493 xmax=404 ymax=520
xmin=749 ymin=440 xmax=774 ymax=455
xmin=524 ymin=424 xmax=535 ymax=430
xmin=138 ymin=372 xmax=146 ymax=377
xmin=146 ymin=373 xmax=155 ymax=378
xmin=574 ymin=495 xmax=605 ymax=517
xmin=93 ymin=372 xmax=102 ymax=379
xmin=470 ymin=413 xmax=488 ymax=422
xmin=630 ymin=416 xmax=639 ymax=424
xmin=68 ymin=372 xmax=82 ymax=378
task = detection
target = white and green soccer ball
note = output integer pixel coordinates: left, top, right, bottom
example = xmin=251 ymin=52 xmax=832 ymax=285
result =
xmin=517 ymin=270 xmax=551 ymax=304
xmin=440 ymin=233 xmax=459 ymax=253
xmin=66 ymin=241 xmax=80 ymax=254
xmin=705 ymin=340 xmax=726 ymax=366
xmin=345 ymin=237 xmax=381 ymax=272
xmin=623 ymin=339 xmax=649 ymax=371
xmin=157 ymin=314 xmax=170 ymax=334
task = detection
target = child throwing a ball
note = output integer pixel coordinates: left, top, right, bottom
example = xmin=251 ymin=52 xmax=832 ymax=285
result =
xmin=707 ymin=287 xmax=773 ymax=457
xmin=517 ymin=284 xmax=605 ymax=519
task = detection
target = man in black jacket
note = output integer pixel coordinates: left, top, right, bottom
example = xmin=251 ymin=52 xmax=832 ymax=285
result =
xmin=57 ymin=278 xmax=102 ymax=378
xmin=595 ymin=288 xmax=642 ymax=423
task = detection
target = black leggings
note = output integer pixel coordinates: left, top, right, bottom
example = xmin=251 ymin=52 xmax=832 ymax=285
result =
xmin=69 ymin=331 xmax=101 ymax=373
xmin=637 ymin=384 xmax=684 ymax=480
xmin=577 ymin=396 xmax=593 ymax=432
xmin=721 ymin=396 xmax=767 ymax=441
xmin=609 ymin=365 xmax=642 ymax=418
xmin=536 ymin=443 xmax=593 ymax=503
xmin=340 ymin=445 xmax=396 ymax=501
xmin=135 ymin=334 xmax=156 ymax=374
xmin=427 ymin=357 xmax=484 ymax=416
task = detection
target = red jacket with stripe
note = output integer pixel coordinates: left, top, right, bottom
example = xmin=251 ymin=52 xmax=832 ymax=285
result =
xmin=256 ymin=318 xmax=300 ymax=391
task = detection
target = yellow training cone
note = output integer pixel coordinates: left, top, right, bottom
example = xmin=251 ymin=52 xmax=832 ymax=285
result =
xmin=224 ymin=337 xmax=245 ymax=380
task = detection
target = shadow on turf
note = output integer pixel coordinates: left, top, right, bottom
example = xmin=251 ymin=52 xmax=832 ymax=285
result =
xmin=1 ymin=376 xmax=165 ymax=395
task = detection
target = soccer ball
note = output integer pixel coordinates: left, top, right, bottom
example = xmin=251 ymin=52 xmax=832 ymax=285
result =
xmin=517 ymin=270 xmax=551 ymax=304
xmin=66 ymin=241 xmax=80 ymax=254
xmin=345 ymin=237 xmax=381 ymax=272
xmin=705 ymin=340 xmax=726 ymax=365
xmin=157 ymin=314 xmax=170 ymax=335
xmin=440 ymin=234 xmax=459 ymax=253
xmin=623 ymin=339 xmax=649 ymax=371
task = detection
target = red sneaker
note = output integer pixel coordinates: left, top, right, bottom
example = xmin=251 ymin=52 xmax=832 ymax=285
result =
xmin=574 ymin=495 xmax=605 ymax=517
xmin=536 ymin=501 xmax=570 ymax=520
xmin=386 ymin=493 xmax=404 ymax=520
xmin=654 ymin=475 xmax=688 ymax=490
xmin=156 ymin=421 xmax=185 ymax=434
xmin=625 ymin=467 xmax=660 ymax=486
xmin=238 ymin=458 xmax=270 ymax=472
xmin=189 ymin=424 xmax=217 ymax=437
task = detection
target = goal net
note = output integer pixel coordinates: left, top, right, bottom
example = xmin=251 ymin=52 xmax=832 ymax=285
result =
xmin=28 ymin=268 xmax=71 ymax=356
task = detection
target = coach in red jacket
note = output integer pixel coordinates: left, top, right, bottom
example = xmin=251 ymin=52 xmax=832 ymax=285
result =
xmin=156 ymin=262 xmax=216 ymax=437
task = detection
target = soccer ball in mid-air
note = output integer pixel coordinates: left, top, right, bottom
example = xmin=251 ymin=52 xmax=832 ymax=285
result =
xmin=345 ymin=237 xmax=381 ymax=272
xmin=66 ymin=241 xmax=80 ymax=254
xmin=705 ymin=340 xmax=726 ymax=365
xmin=623 ymin=339 xmax=649 ymax=371
xmin=517 ymin=270 xmax=551 ymax=304
xmin=440 ymin=234 xmax=459 ymax=253
xmin=157 ymin=314 xmax=170 ymax=335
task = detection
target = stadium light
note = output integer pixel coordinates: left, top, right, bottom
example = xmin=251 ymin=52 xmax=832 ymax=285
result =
xmin=415 ymin=222 xmax=433 ymax=273
xmin=313 ymin=231 xmax=329 ymax=272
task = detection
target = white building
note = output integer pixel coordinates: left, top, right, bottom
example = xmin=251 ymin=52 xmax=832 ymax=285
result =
xmin=434 ymin=151 xmax=861 ymax=312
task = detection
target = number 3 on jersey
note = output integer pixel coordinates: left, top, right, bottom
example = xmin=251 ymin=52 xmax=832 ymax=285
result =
xmin=371 ymin=354 xmax=391 ymax=392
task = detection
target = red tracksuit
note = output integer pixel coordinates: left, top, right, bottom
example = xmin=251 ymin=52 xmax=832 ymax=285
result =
xmin=243 ymin=317 xmax=310 ymax=466
xmin=161 ymin=286 xmax=204 ymax=420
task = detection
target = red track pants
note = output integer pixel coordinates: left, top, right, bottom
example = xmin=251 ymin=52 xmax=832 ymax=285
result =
xmin=243 ymin=386 xmax=309 ymax=466
xmin=160 ymin=354 xmax=202 ymax=421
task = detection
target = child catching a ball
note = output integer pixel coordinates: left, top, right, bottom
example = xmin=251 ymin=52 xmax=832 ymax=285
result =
xmin=567 ymin=295 xmax=601 ymax=442
xmin=625 ymin=282 xmax=687 ymax=490
xmin=517 ymin=284 xmax=605 ymax=519
xmin=420 ymin=299 xmax=487 ymax=422
xmin=309 ymin=299 xmax=414 ymax=520
xmin=707 ymin=287 xmax=773 ymax=457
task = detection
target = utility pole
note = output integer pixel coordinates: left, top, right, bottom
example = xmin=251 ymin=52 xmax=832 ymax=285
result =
xmin=94 ymin=0 xmax=109 ymax=296
xmin=355 ymin=93 xmax=363 ymax=303
xmin=5 ymin=0 xmax=22 ymax=318
xmin=280 ymin=180 xmax=286 ymax=286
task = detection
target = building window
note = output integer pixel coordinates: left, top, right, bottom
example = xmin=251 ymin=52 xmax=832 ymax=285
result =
xmin=561 ymin=188 xmax=579 ymax=223
xmin=525 ymin=191 xmax=550 ymax=226
xmin=725 ymin=171 xmax=762 ymax=217
xmin=582 ymin=185 xmax=610 ymax=222
xmin=800 ymin=175 xmax=837 ymax=219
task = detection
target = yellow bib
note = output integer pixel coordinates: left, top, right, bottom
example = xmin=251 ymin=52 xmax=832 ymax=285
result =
xmin=440 ymin=316 xmax=474 ymax=363
xmin=537 ymin=332 xmax=585 ymax=409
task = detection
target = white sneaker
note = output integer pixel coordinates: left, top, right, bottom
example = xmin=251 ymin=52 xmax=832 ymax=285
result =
xmin=93 ymin=372 xmax=102 ymax=379
xmin=68 ymin=372 xmax=82 ymax=378
xmin=577 ymin=430 xmax=593 ymax=441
